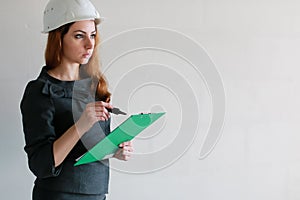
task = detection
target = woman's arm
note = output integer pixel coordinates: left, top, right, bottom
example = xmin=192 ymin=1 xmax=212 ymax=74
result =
xmin=21 ymin=81 xmax=113 ymax=177
xmin=53 ymin=101 xmax=112 ymax=167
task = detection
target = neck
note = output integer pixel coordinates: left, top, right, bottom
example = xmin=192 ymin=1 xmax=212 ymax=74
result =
xmin=48 ymin=63 xmax=80 ymax=81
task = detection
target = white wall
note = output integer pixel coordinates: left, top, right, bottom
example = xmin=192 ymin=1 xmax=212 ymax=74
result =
xmin=1 ymin=0 xmax=300 ymax=199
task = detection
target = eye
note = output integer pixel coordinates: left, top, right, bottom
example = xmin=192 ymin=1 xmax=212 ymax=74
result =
xmin=75 ymin=34 xmax=84 ymax=39
xmin=90 ymin=33 xmax=96 ymax=39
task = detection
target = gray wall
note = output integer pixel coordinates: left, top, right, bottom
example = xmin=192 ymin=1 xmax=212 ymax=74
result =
xmin=1 ymin=0 xmax=300 ymax=199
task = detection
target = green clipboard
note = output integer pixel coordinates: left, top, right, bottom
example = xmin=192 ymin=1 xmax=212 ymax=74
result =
xmin=74 ymin=112 xmax=165 ymax=166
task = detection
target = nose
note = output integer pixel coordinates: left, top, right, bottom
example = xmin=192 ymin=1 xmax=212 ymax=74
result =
xmin=85 ymin=37 xmax=94 ymax=49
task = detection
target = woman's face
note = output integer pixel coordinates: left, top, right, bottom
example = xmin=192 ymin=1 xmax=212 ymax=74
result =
xmin=62 ymin=20 xmax=96 ymax=65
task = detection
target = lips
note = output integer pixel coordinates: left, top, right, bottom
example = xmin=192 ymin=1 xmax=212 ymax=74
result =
xmin=82 ymin=53 xmax=91 ymax=58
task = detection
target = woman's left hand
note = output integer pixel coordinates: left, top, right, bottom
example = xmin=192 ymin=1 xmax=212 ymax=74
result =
xmin=113 ymin=141 xmax=133 ymax=161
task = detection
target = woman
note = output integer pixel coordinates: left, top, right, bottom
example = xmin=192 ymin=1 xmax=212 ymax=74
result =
xmin=20 ymin=0 xmax=133 ymax=199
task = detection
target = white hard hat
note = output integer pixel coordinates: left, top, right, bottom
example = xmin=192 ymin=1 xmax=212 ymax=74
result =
xmin=42 ymin=0 xmax=104 ymax=33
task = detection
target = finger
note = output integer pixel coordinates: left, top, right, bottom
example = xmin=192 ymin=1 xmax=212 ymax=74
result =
xmin=95 ymin=112 xmax=108 ymax=121
xmin=92 ymin=105 xmax=109 ymax=115
xmin=122 ymin=146 xmax=134 ymax=152
xmin=98 ymin=115 xmax=108 ymax=121
xmin=98 ymin=116 xmax=107 ymax=121
xmin=120 ymin=141 xmax=132 ymax=146
xmin=117 ymin=147 xmax=129 ymax=154
xmin=95 ymin=105 xmax=111 ymax=119
xmin=87 ymin=102 xmax=112 ymax=113
xmin=118 ymin=151 xmax=131 ymax=160
xmin=93 ymin=106 xmax=106 ymax=112
xmin=122 ymin=147 xmax=133 ymax=156
xmin=85 ymin=107 xmax=105 ymax=120
xmin=124 ymin=155 xmax=131 ymax=161
xmin=95 ymin=111 xmax=109 ymax=120
xmin=94 ymin=101 xmax=113 ymax=109
xmin=114 ymin=150 xmax=131 ymax=161
xmin=115 ymin=149 xmax=125 ymax=158
xmin=95 ymin=109 xmax=111 ymax=119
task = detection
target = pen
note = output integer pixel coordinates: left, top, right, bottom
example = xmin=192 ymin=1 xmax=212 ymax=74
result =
xmin=107 ymin=107 xmax=127 ymax=115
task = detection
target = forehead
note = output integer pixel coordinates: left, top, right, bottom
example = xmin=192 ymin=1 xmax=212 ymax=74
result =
xmin=69 ymin=20 xmax=96 ymax=32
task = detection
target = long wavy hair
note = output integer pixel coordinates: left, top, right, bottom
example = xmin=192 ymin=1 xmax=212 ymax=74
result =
xmin=44 ymin=22 xmax=111 ymax=102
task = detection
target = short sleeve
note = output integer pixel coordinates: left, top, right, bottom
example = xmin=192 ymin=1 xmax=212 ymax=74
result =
xmin=20 ymin=81 xmax=62 ymax=178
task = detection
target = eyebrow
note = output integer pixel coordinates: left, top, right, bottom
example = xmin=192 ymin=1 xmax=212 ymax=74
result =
xmin=73 ymin=30 xmax=96 ymax=34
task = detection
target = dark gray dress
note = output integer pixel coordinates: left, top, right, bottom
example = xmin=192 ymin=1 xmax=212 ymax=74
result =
xmin=20 ymin=66 xmax=110 ymax=200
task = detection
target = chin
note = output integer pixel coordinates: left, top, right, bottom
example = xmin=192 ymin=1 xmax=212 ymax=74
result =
xmin=81 ymin=59 xmax=90 ymax=65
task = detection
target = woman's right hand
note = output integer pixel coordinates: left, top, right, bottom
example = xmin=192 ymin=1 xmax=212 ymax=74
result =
xmin=75 ymin=101 xmax=113 ymax=136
